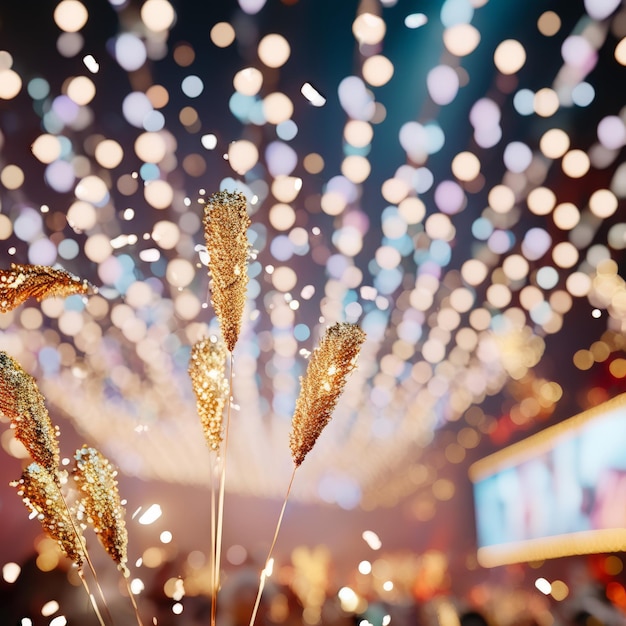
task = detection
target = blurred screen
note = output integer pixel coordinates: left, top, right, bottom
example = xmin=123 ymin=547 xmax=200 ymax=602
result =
xmin=469 ymin=394 xmax=626 ymax=567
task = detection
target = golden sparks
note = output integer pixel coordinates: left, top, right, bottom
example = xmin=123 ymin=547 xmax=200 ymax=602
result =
xmin=290 ymin=323 xmax=366 ymax=467
xmin=0 ymin=263 xmax=92 ymax=313
xmin=73 ymin=446 xmax=129 ymax=574
xmin=188 ymin=336 xmax=229 ymax=451
xmin=203 ymin=190 xmax=251 ymax=352
xmin=12 ymin=463 xmax=85 ymax=566
xmin=0 ymin=351 xmax=60 ymax=479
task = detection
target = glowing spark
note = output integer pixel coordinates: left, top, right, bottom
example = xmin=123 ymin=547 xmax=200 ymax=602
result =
xmin=83 ymin=54 xmax=100 ymax=72
xmin=362 ymin=530 xmax=382 ymax=550
xmin=137 ymin=504 xmax=162 ymax=525
xmin=301 ymin=82 xmax=326 ymax=107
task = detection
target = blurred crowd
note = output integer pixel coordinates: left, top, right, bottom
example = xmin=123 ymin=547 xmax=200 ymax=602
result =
xmin=2 ymin=550 xmax=626 ymax=626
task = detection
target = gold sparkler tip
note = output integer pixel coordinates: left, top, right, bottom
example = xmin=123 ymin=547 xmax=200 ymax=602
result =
xmin=203 ymin=190 xmax=251 ymax=352
xmin=0 ymin=263 xmax=93 ymax=314
xmin=289 ymin=323 xmax=366 ymax=467
xmin=12 ymin=463 xmax=85 ymax=566
xmin=0 ymin=351 xmax=60 ymax=478
xmin=188 ymin=336 xmax=229 ymax=452
xmin=73 ymin=446 xmax=129 ymax=572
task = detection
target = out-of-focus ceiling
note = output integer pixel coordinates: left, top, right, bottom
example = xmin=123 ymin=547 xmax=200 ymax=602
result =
xmin=0 ymin=0 xmax=626 ymax=518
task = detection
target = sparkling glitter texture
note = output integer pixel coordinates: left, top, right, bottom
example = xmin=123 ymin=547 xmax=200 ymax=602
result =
xmin=188 ymin=336 xmax=229 ymax=452
xmin=0 ymin=263 xmax=92 ymax=313
xmin=203 ymin=191 xmax=251 ymax=353
xmin=73 ymin=446 xmax=129 ymax=574
xmin=0 ymin=351 xmax=60 ymax=479
xmin=290 ymin=323 xmax=366 ymax=467
xmin=12 ymin=463 xmax=85 ymax=566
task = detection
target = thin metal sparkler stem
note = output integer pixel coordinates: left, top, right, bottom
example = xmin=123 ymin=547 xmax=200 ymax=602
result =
xmin=209 ymin=453 xmax=218 ymax=626
xmin=58 ymin=482 xmax=114 ymax=625
xmin=124 ymin=575 xmax=145 ymax=626
xmin=211 ymin=351 xmax=234 ymax=626
xmin=78 ymin=568 xmax=107 ymax=626
xmin=249 ymin=465 xmax=297 ymax=626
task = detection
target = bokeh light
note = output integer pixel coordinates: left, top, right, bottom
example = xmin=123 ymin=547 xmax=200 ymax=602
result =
xmin=54 ymin=0 xmax=88 ymax=33
xmin=494 ymin=39 xmax=526 ymax=74
xmin=258 ymin=34 xmax=291 ymax=68
xmin=141 ymin=0 xmax=176 ymax=32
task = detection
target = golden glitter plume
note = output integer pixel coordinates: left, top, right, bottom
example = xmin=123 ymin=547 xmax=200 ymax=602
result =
xmin=188 ymin=336 xmax=229 ymax=451
xmin=0 ymin=351 xmax=60 ymax=479
xmin=250 ymin=322 xmax=365 ymax=626
xmin=73 ymin=445 xmax=129 ymax=574
xmin=202 ymin=190 xmax=250 ymax=626
xmin=3 ymin=356 xmax=112 ymax=625
xmin=289 ymin=322 xmax=366 ymax=467
xmin=188 ymin=336 xmax=230 ymax=626
xmin=203 ymin=190 xmax=251 ymax=352
xmin=74 ymin=446 xmax=145 ymax=626
xmin=11 ymin=463 xmax=85 ymax=567
xmin=0 ymin=263 xmax=92 ymax=313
